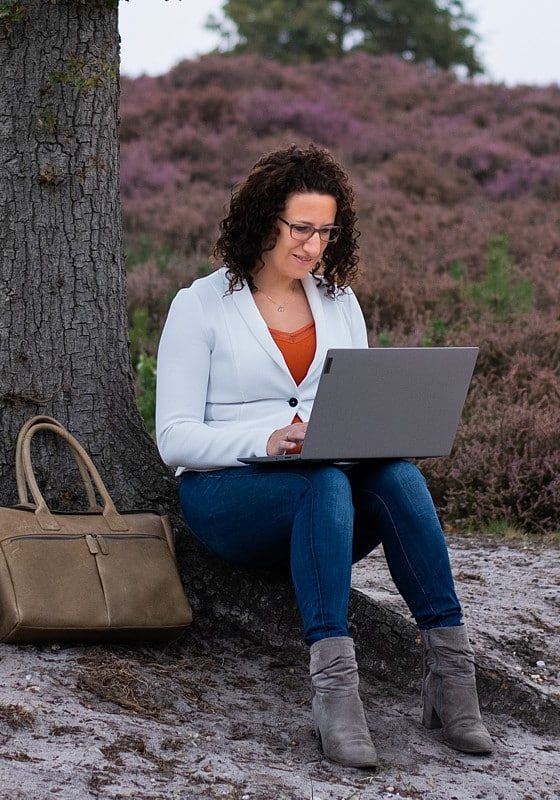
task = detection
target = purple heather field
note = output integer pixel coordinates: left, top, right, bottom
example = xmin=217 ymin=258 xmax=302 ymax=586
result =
xmin=121 ymin=53 xmax=560 ymax=534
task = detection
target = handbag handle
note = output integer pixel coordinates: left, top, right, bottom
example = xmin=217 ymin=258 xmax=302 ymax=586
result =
xmin=21 ymin=422 xmax=130 ymax=532
xmin=16 ymin=416 xmax=101 ymax=512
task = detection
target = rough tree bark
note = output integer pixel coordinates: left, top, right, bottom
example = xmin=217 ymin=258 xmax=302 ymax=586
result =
xmin=0 ymin=0 xmax=171 ymax=511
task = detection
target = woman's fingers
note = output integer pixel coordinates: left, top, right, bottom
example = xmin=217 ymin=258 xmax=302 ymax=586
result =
xmin=286 ymin=433 xmax=305 ymax=444
xmin=266 ymin=423 xmax=307 ymax=455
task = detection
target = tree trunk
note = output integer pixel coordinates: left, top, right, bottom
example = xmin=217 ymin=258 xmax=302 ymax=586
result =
xmin=0 ymin=0 xmax=298 ymax=642
xmin=0 ymin=0 xmax=171 ymax=511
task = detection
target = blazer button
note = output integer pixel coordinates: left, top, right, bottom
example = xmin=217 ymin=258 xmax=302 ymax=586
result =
xmin=288 ymin=397 xmax=298 ymax=407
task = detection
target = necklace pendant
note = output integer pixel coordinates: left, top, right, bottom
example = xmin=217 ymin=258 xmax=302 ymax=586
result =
xmin=277 ymin=304 xmax=285 ymax=312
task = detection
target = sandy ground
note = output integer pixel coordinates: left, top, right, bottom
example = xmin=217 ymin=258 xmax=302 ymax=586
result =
xmin=0 ymin=534 xmax=558 ymax=800
xmin=353 ymin=533 xmax=560 ymax=697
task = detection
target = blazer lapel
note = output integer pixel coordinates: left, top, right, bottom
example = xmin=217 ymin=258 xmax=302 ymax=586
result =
xmin=230 ymin=281 xmax=292 ymax=375
xmin=229 ymin=272 xmax=330 ymax=384
xmin=301 ymin=273 xmax=329 ymax=384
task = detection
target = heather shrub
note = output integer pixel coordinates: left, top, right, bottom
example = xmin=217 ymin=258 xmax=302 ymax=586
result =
xmin=120 ymin=53 xmax=560 ymax=532
xmin=486 ymin=155 xmax=560 ymax=201
xmin=423 ymin=315 xmax=560 ymax=532
xmin=532 ymin=156 xmax=560 ymax=201
xmin=340 ymin=121 xmax=409 ymax=165
xmin=379 ymin=56 xmax=450 ymax=112
xmin=424 ymin=397 xmax=560 ymax=534
xmin=125 ymin=185 xmax=222 ymax=252
xmin=385 ymin=152 xmax=474 ymax=203
xmin=242 ymin=90 xmax=362 ymax=145
xmin=121 ymin=140 xmax=184 ymax=201
xmin=166 ymin=123 xmax=212 ymax=162
xmin=120 ymin=75 xmax=160 ymax=142
xmin=162 ymin=54 xmax=289 ymax=92
xmin=449 ymin=135 xmax=524 ymax=184
xmin=189 ymin=85 xmax=240 ymax=127
xmin=427 ymin=81 xmax=511 ymax=119
xmin=356 ymin=265 xmax=469 ymax=338
xmin=127 ymin=260 xmax=181 ymax=320
xmin=356 ymin=235 xmax=530 ymax=334
xmin=120 ymin=52 xmax=560 ymax=285
xmin=127 ymin=256 xmax=199 ymax=360
xmin=467 ymin=316 xmax=560 ymax=384
xmin=500 ymin=109 xmax=560 ymax=156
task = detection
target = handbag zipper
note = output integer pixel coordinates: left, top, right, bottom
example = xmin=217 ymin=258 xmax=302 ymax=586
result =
xmin=4 ymin=532 xmax=163 ymax=556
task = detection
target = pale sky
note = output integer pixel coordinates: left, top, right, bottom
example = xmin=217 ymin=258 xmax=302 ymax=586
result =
xmin=119 ymin=0 xmax=560 ymax=87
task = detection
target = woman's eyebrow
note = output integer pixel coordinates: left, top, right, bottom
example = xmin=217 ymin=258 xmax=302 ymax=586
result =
xmin=293 ymin=219 xmax=338 ymax=226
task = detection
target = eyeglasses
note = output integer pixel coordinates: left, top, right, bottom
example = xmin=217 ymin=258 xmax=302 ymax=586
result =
xmin=277 ymin=216 xmax=341 ymax=243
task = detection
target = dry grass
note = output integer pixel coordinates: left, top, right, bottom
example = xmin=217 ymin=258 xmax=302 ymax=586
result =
xmin=75 ymin=646 xmax=218 ymax=719
xmin=100 ymin=733 xmax=178 ymax=775
xmin=0 ymin=703 xmax=36 ymax=730
xmin=49 ymin=724 xmax=82 ymax=736
xmin=76 ymin=651 xmax=168 ymax=717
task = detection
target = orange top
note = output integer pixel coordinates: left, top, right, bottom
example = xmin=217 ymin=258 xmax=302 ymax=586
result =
xmin=269 ymin=322 xmax=316 ymax=454
xmin=269 ymin=321 xmax=316 ymax=387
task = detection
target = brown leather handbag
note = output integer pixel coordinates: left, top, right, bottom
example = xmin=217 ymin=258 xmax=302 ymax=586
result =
xmin=0 ymin=417 xmax=192 ymax=643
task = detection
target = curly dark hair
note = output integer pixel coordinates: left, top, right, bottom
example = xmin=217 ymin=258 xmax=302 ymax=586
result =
xmin=213 ymin=144 xmax=360 ymax=296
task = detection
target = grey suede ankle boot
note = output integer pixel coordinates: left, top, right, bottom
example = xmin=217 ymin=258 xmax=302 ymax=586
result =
xmin=310 ymin=636 xmax=378 ymax=768
xmin=421 ymin=624 xmax=494 ymax=754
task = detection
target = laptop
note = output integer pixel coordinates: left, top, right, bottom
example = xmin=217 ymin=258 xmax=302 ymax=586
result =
xmin=238 ymin=347 xmax=478 ymax=464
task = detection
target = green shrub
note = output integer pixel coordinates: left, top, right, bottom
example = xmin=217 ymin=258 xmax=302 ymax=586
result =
xmin=420 ymin=317 xmax=447 ymax=347
xmin=467 ymin=235 xmax=534 ymax=320
xmin=377 ymin=331 xmax=393 ymax=347
xmin=128 ymin=307 xmax=154 ymax=365
xmin=125 ymin=236 xmax=177 ymax=272
xmin=135 ymin=353 xmax=157 ymax=438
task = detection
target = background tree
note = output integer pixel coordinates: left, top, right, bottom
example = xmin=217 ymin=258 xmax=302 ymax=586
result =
xmin=0 ymin=0 xmax=170 ymax=512
xmin=207 ymin=0 xmax=341 ymax=63
xmin=347 ymin=0 xmax=481 ymax=74
xmin=208 ymin=0 xmax=482 ymax=74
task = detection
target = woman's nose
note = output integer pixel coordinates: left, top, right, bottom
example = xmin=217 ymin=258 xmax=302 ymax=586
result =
xmin=302 ymin=231 xmax=323 ymax=257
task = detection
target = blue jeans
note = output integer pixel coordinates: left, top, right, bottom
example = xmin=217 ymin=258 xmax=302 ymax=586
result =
xmin=179 ymin=460 xmax=462 ymax=645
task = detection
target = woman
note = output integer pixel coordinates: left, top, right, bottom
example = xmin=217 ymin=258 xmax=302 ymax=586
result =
xmin=156 ymin=144 xmax=493 ymax=768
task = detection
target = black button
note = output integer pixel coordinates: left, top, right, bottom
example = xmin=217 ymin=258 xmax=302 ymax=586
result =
xmin=288 ymin=397 xmax=298 ymax=407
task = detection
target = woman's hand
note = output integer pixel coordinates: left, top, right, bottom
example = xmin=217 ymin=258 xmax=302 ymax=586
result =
xmin=266 ymin=423 xmax=308 ymax=456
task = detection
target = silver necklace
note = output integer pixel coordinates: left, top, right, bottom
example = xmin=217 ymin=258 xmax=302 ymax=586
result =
xmin=256 ymin=285 xmax=297 ymax=313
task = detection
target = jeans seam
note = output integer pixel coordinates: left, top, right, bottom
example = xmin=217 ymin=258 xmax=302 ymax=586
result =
xmin=294 ymin=474 xmax=327 ymax=637
xmin=365 ymin=489 xmax=439 ymax=623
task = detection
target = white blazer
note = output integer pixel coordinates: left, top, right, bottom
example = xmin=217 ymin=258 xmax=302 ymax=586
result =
xmin=156 ymin=267 xmax=368 ymax=472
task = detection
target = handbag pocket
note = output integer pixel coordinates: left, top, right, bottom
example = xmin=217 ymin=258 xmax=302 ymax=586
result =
xmin=1 ymin=534 xmax=108 ymax=634
xmin=1 ymin=531 xmax=191 ymax=641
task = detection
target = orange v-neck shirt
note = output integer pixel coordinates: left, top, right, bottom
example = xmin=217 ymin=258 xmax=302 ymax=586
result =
xmin=269 ymin=322 xmax=316 ymax=447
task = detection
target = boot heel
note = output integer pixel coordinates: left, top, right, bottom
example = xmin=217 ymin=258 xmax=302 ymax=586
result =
xmin=422 ymin=699 xmax=442 ymax=730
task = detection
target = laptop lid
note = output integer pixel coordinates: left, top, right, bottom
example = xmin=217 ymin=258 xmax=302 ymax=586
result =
xmin=239 ymin=347 xmax=478 ymax=463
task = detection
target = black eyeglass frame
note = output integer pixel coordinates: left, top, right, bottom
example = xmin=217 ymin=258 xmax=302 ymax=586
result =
xmin=277 ymin=216 xmax=341 ymax=243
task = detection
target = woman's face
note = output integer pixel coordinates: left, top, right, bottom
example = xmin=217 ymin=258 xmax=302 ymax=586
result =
xmin=259 ymin=192 xmax=337 ymax=283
